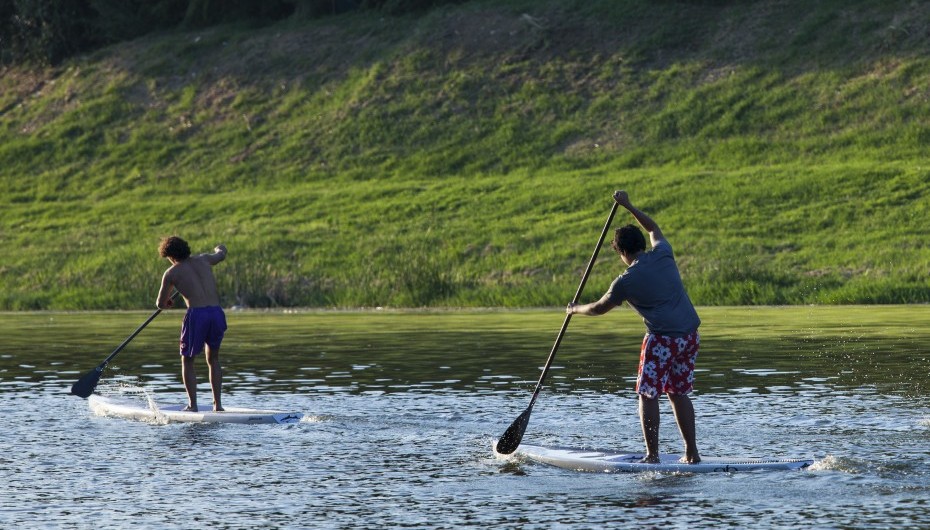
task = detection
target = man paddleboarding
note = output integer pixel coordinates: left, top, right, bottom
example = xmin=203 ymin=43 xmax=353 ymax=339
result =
xmin=567 ymin=190 xmax=702 ymax=464
xmin=156 ymin=236 xmax=228 ymax=412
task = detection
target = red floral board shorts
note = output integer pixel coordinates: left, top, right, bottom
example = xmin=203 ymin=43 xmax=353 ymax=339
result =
xmin=635 ymin=330 xmax=700 ymax=399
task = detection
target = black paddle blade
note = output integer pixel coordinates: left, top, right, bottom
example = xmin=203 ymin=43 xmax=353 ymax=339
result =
xmin=70 ymin=366 xmax=104 ymax=398
xmin=495 ymin=406 xmax=533 ymax=455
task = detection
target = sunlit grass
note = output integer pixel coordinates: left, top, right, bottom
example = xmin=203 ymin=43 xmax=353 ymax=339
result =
xmin=2 ymin=1 xmax=930 ymax=309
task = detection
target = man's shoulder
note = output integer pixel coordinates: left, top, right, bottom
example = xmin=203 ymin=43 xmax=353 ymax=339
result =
xmin=651 ymin=238 xmax=673 ymax=255
xmin=189 ymin=253 xmax=216 ymax=264
xmin=197 ymin=251 xmax=226 ymax=265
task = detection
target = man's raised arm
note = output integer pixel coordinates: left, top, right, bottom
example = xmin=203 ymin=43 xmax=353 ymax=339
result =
xmin=614 ymin=190 xmax=664 ymax=247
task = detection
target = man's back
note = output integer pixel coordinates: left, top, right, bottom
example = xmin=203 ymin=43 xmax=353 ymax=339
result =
xmin=163 ymin=248 xmax=226 ymax=308
xmin=609 ymin=240 xmax=700 ymax=336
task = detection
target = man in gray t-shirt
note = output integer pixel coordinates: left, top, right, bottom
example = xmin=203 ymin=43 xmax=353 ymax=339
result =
xmin=568 ymin=190 xmax=701 ymax=464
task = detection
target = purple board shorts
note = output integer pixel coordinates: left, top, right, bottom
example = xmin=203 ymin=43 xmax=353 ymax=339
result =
xmin=179 ymin=306 xmax=227 ymax=357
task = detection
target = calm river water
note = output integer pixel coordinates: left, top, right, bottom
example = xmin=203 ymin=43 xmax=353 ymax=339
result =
xmin=1 ymin=307 xmax=929 ymax=529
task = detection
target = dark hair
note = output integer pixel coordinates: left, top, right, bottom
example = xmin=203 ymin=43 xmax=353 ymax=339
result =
xmin=611 ymin=225 xmax=646 ymax=256
xmin=159 ymin=236 xmax=191 ymax=260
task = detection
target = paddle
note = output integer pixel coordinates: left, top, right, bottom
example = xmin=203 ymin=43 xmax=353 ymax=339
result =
xmin=495 ymin=200 xmax=619 ymax=455
xmin=70 ymin=292 xmax=178 ymax=398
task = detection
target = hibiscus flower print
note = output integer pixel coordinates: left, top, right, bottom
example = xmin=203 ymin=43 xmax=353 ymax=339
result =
xmin=639 ymin=383 xmax=658 ymax=399
xmin=652 ymin=344 xmax=672 ymax=367
xmin=642 ymin=360 xmax=658 ymax=380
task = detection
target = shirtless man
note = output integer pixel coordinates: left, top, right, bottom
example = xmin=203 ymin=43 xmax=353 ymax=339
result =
xmin=156 ymin=236 xmax=228 ymax=412
xmin=568 ymin=190 xmax=702 ymax=464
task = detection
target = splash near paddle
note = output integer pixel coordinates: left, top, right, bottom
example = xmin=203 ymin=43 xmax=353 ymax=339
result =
xmin=509 ymin=444 xmax=813 ymax=473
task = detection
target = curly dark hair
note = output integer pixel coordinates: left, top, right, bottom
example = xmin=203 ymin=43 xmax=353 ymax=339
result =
xmin=611 ymin=224 xmax=646 ymax=257
xmin=159 ymin=236 xmax=191 ymax=260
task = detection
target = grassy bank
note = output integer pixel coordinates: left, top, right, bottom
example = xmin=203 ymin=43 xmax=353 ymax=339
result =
xmin=2 ymin=0 xmax=930 ymax=309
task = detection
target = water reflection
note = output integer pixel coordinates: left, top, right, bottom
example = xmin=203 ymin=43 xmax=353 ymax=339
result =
xmin=628 ymin=495 xmax=668 ymax=508
xmin=1 ymin=308 xmax=929 ymax=399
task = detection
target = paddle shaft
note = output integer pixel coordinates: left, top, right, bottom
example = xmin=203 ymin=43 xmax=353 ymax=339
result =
xmin=97 ymin=290 xmax=179 ymax=370
xmin=525 ymin=200 xmax=620 ymax=409
xmin=70 ymin=292 xmax=179 ymax=397
xmin=99 ymin=308 xmax=162 ymax=368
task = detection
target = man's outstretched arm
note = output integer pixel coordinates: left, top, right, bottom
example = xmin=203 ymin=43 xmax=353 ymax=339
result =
xmin=567 ymin=293 xmax=618 ymax=316
xmin=205 ymin=244 xmax=227 ymax=265
xmin=156 ymin=270 xmax=175 ymax=309
xmin=614 ymin=190 xmax=664 ymax=247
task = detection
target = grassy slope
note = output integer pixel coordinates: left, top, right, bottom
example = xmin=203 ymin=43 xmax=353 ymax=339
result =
xmin=1 ymin=0 xmax=929 ymax=309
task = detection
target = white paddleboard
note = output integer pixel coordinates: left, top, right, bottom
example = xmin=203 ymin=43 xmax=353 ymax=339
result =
xmin=511 ymin=444 xmax=813 ymax=473
xmin=89 ymin=394 xmax=303 ymax=425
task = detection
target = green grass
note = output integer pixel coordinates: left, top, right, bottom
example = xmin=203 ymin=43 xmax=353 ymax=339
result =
xmin=2 ymin=0 xmax=930 ymax=309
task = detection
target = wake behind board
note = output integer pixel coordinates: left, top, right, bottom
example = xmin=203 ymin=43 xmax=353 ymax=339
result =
xmin=514 ymin=444 xmax=813 ymax=473
xmin=89 ymin=394 xmax=303 ymax=425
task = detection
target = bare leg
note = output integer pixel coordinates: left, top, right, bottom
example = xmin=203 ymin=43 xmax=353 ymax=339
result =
xmin=639 ymin=395 xmax=660 ymax=463
xmin=668 ymin=393 xmax=700 ymax=463
xmin=206 ymin=345 xmax=223 ymax=411
xmin=182 ymin=356 xmax=198 ymax=412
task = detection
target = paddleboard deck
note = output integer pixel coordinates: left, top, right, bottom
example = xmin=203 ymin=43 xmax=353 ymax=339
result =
xmin=88 ymin=394 xmax=303 ymax=424
xmin=512 ymin=444 xmax=814 ymax=473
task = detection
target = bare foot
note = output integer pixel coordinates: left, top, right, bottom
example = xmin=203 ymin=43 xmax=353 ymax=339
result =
xmin=213 ymin=406 xmax=224 ymax=412
xmin=183 ymin=405 xmax=198 ymax=412
xmin=679 ymin=455 xmax=701 ymax=464
xmin=639 ymin=455 xmax=660 ymax=464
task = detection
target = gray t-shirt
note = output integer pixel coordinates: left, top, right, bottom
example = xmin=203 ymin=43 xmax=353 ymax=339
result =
xmin=606 ymin=239 xmax=700 ymax=337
